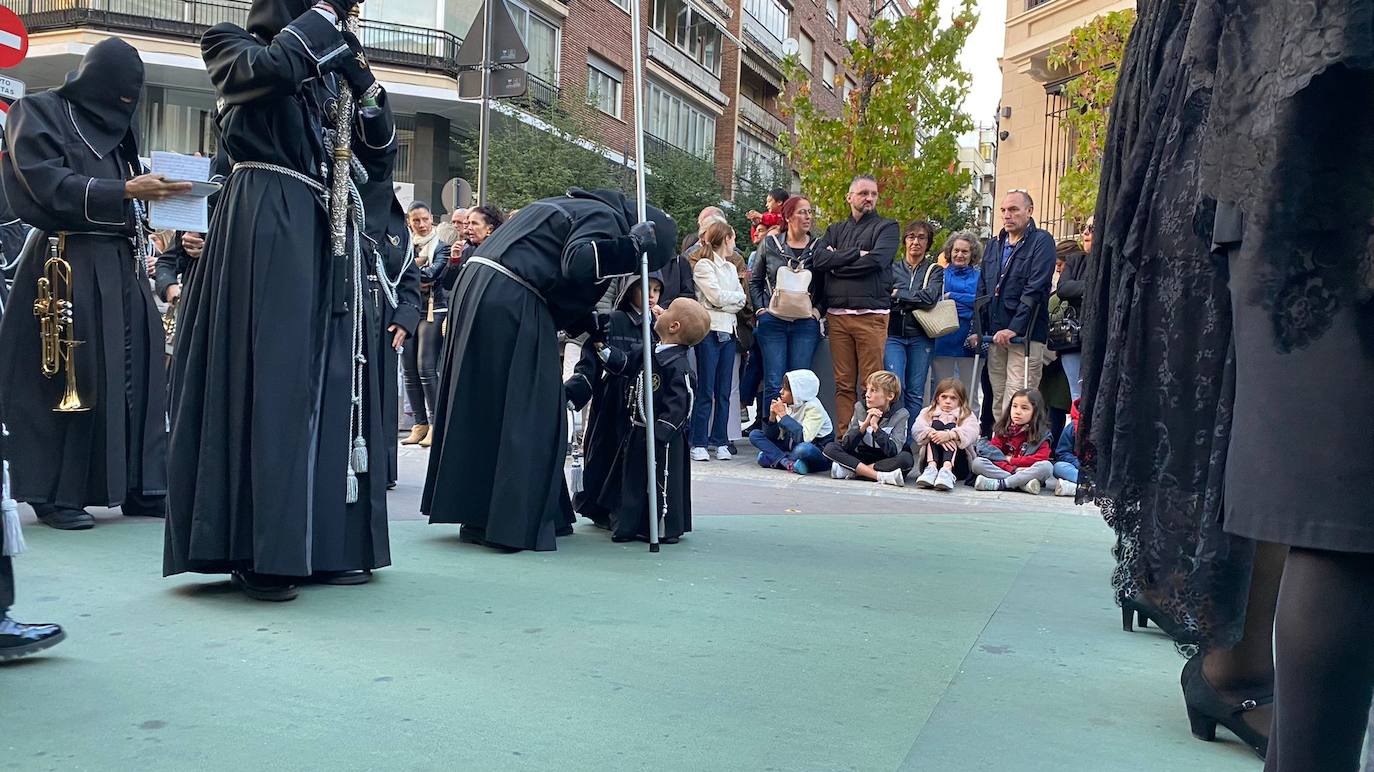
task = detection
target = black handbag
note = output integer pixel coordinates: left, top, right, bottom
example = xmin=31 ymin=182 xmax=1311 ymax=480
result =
xmin=1047 ymin=303 xmax=1081 ymax=352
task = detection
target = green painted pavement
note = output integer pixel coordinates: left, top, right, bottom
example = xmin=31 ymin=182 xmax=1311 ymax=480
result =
xmin=2 ymin=512 xmax=1256 ymax=771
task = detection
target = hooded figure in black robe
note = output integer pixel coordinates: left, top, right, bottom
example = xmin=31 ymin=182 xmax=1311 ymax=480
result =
xmin=0 ymin=38 xmax=175 ymax=530
xmin=421 ymin=189 xmax=675 ymax=552
xmin=564 ymin=271 xmax=662 ymax=528
xmin=164 ymin=0 xmax=407 ymax=597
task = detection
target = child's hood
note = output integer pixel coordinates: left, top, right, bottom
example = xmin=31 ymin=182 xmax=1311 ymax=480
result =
xmin=615 ymin=271 xmax=665 ymax=312
xmin=785 ymin=369 xmax=821 ymax=404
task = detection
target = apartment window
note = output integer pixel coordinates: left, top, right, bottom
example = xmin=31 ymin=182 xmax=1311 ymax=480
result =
xmin=609 ymin=0 xmax=629 ymax=11
xmin=846 ymin=14 xmax=860 ymax=42
xmin=586 ymin=53 xmax=624 ymax=118
xmin=825 ymin=0 xmax=839 ymax=26
xmin=647 ymin=81 xmax=717 ymax=160
xmin=744 ymin=0 xmax=789 ymax=43
xmin=736 ymin=129 xmax=784 ymax=177
xmin=505 ymin=0 xmax=561 ymax=84
xmin=843 ymin=77 xmax=856 ymax=101
xmin=652 ymin=0 xmax=725 ymax=76
xmin=798 ymin=31 xmax=814 ymax=71
xmin=822 ymin=56 xmax=837 ymax=91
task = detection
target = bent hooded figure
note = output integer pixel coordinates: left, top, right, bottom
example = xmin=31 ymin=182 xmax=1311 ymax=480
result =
xmin=164 ymin=0 xmax=409 ymax=598
xmin=422 ymin=189 xmax=674 ymax=552
xmin=0 ymin=38 xmax=178 ymax=530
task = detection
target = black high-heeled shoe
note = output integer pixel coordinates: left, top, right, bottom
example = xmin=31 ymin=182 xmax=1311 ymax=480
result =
xmin=1180 ymin=655 xmax=1270 ymax=760
xmin=1120 ymin=597 xmax=1202 ymax=645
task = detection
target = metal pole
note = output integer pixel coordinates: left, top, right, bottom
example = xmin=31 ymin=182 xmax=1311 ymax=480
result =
xmin=627 ymin=0 xmax=659 ymax=552
xmin=476 ymin=0 xmax=495 ymax=205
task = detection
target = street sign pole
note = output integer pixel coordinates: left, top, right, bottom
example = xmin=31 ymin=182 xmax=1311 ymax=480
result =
xmin=476 ymin=0 xmax=495 ymax=206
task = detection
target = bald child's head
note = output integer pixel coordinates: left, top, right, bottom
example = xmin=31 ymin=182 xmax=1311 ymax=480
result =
xmin=655 ymin=298 xmax=711 ymax=346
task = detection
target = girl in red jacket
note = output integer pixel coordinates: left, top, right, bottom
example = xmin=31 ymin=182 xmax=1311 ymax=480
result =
xmin=971 ymin=388 xmax=1054 ymax=494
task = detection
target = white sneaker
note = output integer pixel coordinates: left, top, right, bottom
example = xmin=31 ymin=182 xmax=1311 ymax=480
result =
xmin=934 ymin=468 xmax=956 ymax=491
xmin=714 ymin=445 xmax=734 ymax=461
xmin=915 ymin=465 xmax=938 ymax=489
xmin=1022 ymin=478 xmax=1043 ymax=495
xmin=1055 ymin=480 xmax=1078 ymax=498
xmin=831 ymin=465 xmax=855 ymax=480
xmin=973 ymin=475 xmax=1002 ymax=492
xmin=691 ymin=447 xmax=710 ymax=462
xmin=877 ymin=470 xmax=906 ymax=487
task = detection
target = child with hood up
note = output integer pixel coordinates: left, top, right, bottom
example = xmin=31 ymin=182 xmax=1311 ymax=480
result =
xmin=748 ymin=369 xmax=835 ymax=475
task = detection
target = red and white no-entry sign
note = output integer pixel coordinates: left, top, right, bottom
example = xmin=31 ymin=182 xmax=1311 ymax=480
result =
xmin=0 ymin=7 xmax=30 ymax=70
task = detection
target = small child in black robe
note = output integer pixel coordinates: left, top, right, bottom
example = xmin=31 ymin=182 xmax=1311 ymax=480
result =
xmin=564 ymin=273 xmax=663 ymax=529
xmin=597 ymin=298 xmax=712 ymax=543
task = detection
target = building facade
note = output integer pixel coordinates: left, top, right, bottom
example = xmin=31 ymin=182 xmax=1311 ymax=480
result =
xmin=956 ymin=124 xmax=997 ymax=237
xmin=8 ymin=0 xmax=872 ymax=211
xmin=996 ymin=0 xmax=1132 ymax=238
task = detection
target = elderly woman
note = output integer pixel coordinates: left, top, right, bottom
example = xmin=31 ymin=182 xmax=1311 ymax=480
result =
xmin=929 ymin=231 xmax=983 ymax=396
xmin=885 ymin=220 xmax=944 ymax=424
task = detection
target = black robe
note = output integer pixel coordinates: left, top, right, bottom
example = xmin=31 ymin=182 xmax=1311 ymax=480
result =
xmin=0 ymin=92 xmax=167 ymax=509
xmin=422 ymin=189 xmax=670 ymax=551
xmin=164 ymin=9 xmax=400 ymax=577
xmin=599 ymin=343 xmax=694 ymax=541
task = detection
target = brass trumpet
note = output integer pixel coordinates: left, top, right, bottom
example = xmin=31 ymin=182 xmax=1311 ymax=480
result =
xmin=32 ymin=234 xmax=90 ymax=413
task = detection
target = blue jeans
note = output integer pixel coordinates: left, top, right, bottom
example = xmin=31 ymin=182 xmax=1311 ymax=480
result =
xmin=1053 ymin=461 xmax=1080 ymax=484
xmin=884 ymin=335 xmax=935 ymax=427
xmin=754 ymin=312 xmax=823 ymax=405
xmin=691 ymin=333 xmax=737 ymax=448
xmin=1059 ymin=351 xmax=1083 ymax=402
xmin=749 ymin=429 xmax=833 ymax=472
xmin=740 ymin=341 xmax=765 ymax=419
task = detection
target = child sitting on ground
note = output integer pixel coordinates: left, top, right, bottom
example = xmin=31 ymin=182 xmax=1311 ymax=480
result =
xmin=1053 ymin=399 xmax=1081 ymax=497
xmin=972 ymin=388 xmax=1054 ymax=494
xmin=598 ymin=298 xmax=712 ymax=544
xmin=749 ymin=369 xmax=834 ymax=475
xmin=823 ymin=371 xmax=913 ymax=487
xmin=912 ymin=377 xmax=980 ymax=491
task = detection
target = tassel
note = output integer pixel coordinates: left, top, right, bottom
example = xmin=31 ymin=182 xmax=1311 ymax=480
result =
xmin=2 ymin=498 xmax=25 ymax=557
xmin=351 ymin=437 xmax=368 ymax=475
xmin=568 ymin=459 xmax=584 ymax=496
xmin=345 ymin=469 xmax=359 ymax=505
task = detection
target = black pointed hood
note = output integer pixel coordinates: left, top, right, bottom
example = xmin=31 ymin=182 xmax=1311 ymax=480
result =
xmin=54 ymin=38 xmax=144 ymax=159
xmin=247 ymin=0 xmax=314 ymax=40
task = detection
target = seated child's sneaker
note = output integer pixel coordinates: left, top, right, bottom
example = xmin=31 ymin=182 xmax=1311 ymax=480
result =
xmin=831 ymin=465 xmax=856 ymax=480
xmin=1021 ymin=478 xmax=1043 ymax=495
xmin=787 ymin=459 xmax=810 ymax=476
xmin=973 ymin=475 xmax=1002 ymax=492
xmin=934 ymin=468 xmax=956 ymax=491
xmin=915 ymin=464 xmax=938 ymax=489
xmin=877 ymin=469 xmax=906 ymax=487
xmin=691 ymin=447 xmax=710 ymax=462
xmin=1055 ymin=480 xmax=1077 ymax=498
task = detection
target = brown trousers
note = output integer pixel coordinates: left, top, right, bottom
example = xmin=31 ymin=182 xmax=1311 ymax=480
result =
xmin=827 ymin=312 xmax=890 ymax=431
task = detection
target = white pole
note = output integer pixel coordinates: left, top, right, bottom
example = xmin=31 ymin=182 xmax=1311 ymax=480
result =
xmin=627 ymin=0 xmax=659 ymax=552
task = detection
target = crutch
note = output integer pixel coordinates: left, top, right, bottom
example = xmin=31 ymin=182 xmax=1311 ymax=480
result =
xmin=968 ymin=295 xmax=991 ymax=417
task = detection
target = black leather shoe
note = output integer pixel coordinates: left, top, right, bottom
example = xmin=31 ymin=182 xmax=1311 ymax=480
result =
xmin=32 ymin=504 xmax=94 ymax=531
xmin=458 ymin=526 xmax=486 ymax=545
xmin=0 ymin=615 xmax=67 ymax=662
xmin=556 ymin=524 xmax=574 ymax=537
xmin=121 ymin=493 xmax=166 ymax=518
xmin=1181 ymin=654 xmax=1270 ymax=760
xmin=311 ymin=570 xmax=372 ymax=586
xmin=231 ymin=571 xmax=299 ymax=602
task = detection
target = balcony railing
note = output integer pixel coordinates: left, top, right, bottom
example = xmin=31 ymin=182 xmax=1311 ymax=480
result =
xmin=15 ymin=0 xmax=464 ymax=77
xmin=520 ymin=73 xmax=560 ymax=110
xmin=739 ymin=96 xmax=785 ymax=138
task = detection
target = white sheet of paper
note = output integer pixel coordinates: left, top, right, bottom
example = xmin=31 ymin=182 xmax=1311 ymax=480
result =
xmin=148 ymin=151 xmax=212 ymax=232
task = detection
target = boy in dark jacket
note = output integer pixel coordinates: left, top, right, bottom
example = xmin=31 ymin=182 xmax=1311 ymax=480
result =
xmin=823 ymin=370 xmax=913 ymax=487
xmin=597 ymin=298 xmax=712 ymax=543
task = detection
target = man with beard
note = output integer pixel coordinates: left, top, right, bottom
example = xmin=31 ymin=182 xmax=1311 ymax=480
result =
xmin=0 ymin=38 xmax=190 ymax=531
xmin=422 ymin=190 xmax=674 ymax=552
xmin=165 ymin=0 xmax=408 ymax=600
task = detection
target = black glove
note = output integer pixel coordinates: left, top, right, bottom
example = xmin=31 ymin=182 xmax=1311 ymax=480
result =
xmin=629 ymin=220 xmax=656 ymax=257
xmin=335 ymin=30 xmax=376 ymax=94
xmin=585 ymin=312 xmax=613 ymax=346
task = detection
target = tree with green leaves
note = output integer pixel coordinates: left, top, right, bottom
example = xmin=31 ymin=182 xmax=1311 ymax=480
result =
xmin=642 ymin=142 xmax=724 ymax=242
xmin=780 ymin=0 xmax=977 ymax=229
xmin=1046 ymin=9 xmax=1135 ymax=227
xmin=463 ymin=101 xmax=618 ymax=213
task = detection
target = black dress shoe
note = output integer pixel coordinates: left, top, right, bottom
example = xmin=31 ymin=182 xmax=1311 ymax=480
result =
xmin=0 ymin=615 xmax=67 ymax=662
xmin=458 ymin=526 xmax=486 ymax=545
xmin=1181 ymin=654 xmax=1270 ymax=759
xmin=121 ymin=492 xmax=166 ymax=518
xmin=556 ymin=524 xmax=574 ymax=537
xmin=231 ymin=571 xmax=299 ymax=602
xmin=32 ymin=504 xmax=94 ymax=531
xmin=311 ymin=569 xmax=372 ymax=586
xmin=1121 ymin=596 xmax=1201 ymax=644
